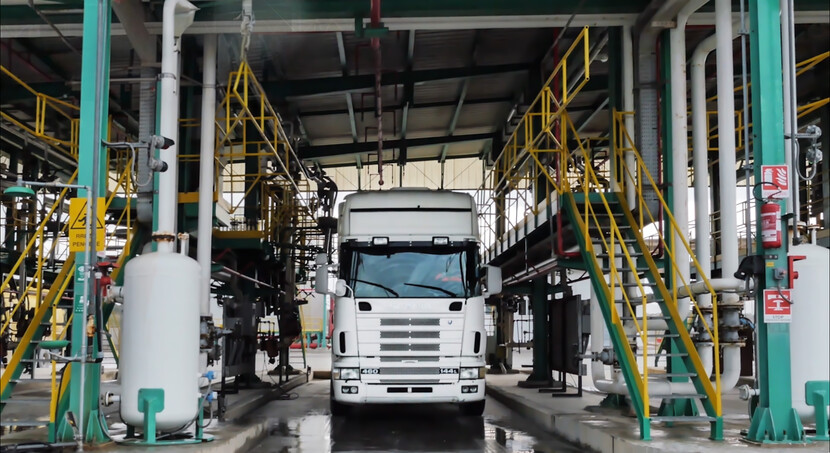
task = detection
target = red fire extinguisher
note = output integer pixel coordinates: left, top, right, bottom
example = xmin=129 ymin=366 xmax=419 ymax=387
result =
xmin=761 ymin=202 xmax=781 ymax=248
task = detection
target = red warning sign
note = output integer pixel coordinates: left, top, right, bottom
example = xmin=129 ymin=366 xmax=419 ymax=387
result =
xmin=763 ymin=289 xmax=792 ymax=323
xmin=761 ymin=165 xmax=789 ymax=199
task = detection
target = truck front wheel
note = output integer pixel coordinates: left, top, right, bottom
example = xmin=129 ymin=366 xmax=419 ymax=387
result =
xmin=459 ymin=399 xmax=485 ymax=416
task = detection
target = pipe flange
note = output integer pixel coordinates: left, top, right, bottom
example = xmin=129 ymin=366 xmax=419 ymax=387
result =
xmin=717 ymin=300 xmax=744 ymax=309
xmin=151 ymin=231 xmax=176 ymax=242
xmin=698 ymin=306 xmax=714 ymax=314
xmin=718 ymin=339 xmax=746 ymax=346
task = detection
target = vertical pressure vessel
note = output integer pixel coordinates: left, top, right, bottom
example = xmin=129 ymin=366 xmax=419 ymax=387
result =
xmin=120 ymin=248 xmax=201 ymax=431
xmin=789 ymin=244 xmax=830 ymax=422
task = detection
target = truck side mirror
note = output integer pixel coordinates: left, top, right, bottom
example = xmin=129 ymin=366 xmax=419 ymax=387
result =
xmin=314 ymin=265 xmax=333 ymax=295
xmin=335 ymin=279 xmax=351 ymax=297
xmin=482 ymin=265 xmax=502 ymax=297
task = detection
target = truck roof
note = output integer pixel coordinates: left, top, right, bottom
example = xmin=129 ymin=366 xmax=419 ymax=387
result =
xmin=342 ymin=188 xmax=475 ymax=211
xmin=338 ymin=189 xmax=479 ymax=242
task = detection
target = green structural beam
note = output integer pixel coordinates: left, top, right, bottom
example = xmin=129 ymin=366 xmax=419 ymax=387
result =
xmin=299 ymin=96 xmax=512 ymax=118
xmin=746 ymin=0 xmax=804 ymax=444
xmin=264 ymin=63 xmax=530 ymax=99
xmin=298 ymin=132 xmax=492 ymax=160
xmin=59 ymin=0 xmax=112 ymax=444
xmin=523 ymin=276 xmax=550 ymax=385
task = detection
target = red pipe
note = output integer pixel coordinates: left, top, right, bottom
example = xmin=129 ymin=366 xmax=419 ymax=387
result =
xmin=370 ymin=0 xmax=384 ymax=185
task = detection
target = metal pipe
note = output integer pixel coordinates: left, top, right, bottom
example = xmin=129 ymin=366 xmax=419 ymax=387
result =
xmin=157 ymin=0 xmax=197 ymax=252
xmin=691 ymin=29 xmax=719 ymax=311
xmin=739 ymin=0 xmax=752 ymax=267
xmin=669 ymin=0 xmax=708 ymax=320
xmin=111 ymin=0 xmax=158 ymax=225
xmin=715 ymin=0 xmax=739 ymax=277
xmin=196 ymin=35 xmax=217 ymax=372
xmin=691 ymin=19 xmax=742 ymax=378
xmin=621 ymin=25 xmax=636 ymax=207
xmin=197 ymin=34 xmax=217 ymax=318
xmin=371 ymin=0 xmax=384 ymax=186
xmin=782 ymin=0 xmax=801 ymax=244
xmin=594 ymin=343 xmax=743 ymax=395
xmin=4 ymin=12 xmax=830 ymax=38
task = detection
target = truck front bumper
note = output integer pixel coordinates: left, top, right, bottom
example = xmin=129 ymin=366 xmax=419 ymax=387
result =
xmin=332 ymin=378 xmax=485 ymax=404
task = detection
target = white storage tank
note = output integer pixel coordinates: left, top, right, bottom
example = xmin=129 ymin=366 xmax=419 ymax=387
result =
xmin=120 ymin=247 xmax=201 ymax=431
xmin=789 ymin=243 xmax=829 ymax=422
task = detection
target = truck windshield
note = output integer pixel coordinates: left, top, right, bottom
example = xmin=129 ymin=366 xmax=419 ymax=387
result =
xmin=346 ymin=246 xmax=480 ymax=298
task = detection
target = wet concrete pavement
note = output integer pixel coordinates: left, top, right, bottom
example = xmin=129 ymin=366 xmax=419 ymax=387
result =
xmin=246 ymin=380 xmax=584 ymax=452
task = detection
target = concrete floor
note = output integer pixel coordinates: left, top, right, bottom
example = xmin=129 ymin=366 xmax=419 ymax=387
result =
xmin=4 ymin=349 xmax=828 ymax=452
xmin=245 ymin=380 xmax=582 ymax=452
xmin=487 ymin=372 xmax=830 ymax=453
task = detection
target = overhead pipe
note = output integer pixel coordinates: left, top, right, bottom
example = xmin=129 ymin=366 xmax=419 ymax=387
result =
xmin=621 ymin=25 xmax=636 ymax=206
xmin=113 ymin=0 xmax=158 ymax=225
xmin=781 ymin=0 xmax=800 ymax=242
xmin=632 ymin=0 xmax=688 ymax=214
xmin=371 ymin=0 xmax=384 ymax=186
xmin=592 ymin=344 xmax=742 ymax=396
xmin=669 ymin=0 xmax=709 ymax=328
xmin=197 ymin=34 xmax=217 ymax=370
xmin=157 ymin=0 xmax=197 ymax=252
xmin=714 ymin=0 xmax=739 ymax=280
xmin=691 ymin=19 xmax=741 ymax=299
xmin=690 ymin=20 xmax=742 ymax=377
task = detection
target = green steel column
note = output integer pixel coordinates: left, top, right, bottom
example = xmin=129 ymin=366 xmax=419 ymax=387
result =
xmin=523 ymin=276 xmax=550 ymax=385
xmin=58 ymin=0 xmax=111 ymax=443
xmin=746 ymin=0 xmax=804 ymax=443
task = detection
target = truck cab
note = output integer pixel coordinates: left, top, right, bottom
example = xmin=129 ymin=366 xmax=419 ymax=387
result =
xmin=315 ymin=188 xmax=501 ymax=416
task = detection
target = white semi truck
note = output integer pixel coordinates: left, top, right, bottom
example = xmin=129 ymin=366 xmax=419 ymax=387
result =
xmin=314 ymin=188 xmax=501 ymax=416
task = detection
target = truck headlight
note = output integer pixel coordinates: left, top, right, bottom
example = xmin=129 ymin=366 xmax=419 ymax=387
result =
xmin=460 ymin=367 xmax=485 ymax=379
xmin=334 ymin=368 xmax=360 ymax=380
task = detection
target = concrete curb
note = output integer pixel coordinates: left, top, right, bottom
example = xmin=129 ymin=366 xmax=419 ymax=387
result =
xmin=487 ymin=384 xmax=633 ymax=453
xmin=222 ymin=372 xmax=309 ymax=422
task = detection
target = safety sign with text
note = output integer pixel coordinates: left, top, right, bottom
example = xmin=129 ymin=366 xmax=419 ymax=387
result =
xmin=763 ymin=288 xmax=792 ymax=323
xmin=68 ymin=197 xmax=106 ymax=252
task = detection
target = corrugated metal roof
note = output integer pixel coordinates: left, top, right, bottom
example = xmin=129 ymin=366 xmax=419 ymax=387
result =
xmin=474 ymin=28 xmax=552 ymax=66
xmin=454 ymin=103 xmax=508 ymax=130
xmin=465 ymin=73 xmax=525 ymax=99
xmin=269 ymin=33 xmax=342 ymax=79
xmin=405 ymin=106 xmax=454 ymax=133
xmin=412 ymin=30 xmax=476 ymax=70
xmin=414 ymin=79 xmax=463 ymax=104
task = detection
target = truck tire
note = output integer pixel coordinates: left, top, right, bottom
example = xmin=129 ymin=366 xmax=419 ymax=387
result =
xmin=459 ymin=399 xmax=485 ymax=416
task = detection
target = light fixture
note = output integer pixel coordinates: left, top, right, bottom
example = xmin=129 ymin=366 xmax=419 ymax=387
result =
xmin=3 ymin=185 xmax=36 ymax=199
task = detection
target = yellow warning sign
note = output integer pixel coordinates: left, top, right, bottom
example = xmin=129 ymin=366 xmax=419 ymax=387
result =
xmin=68 ymin=197 xmax=106 ymax=252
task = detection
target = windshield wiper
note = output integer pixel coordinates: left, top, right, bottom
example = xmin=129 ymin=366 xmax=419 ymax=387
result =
xmin=353 ymin=279 xmax=399 ymax=297
xmin=403 ymin=282 xmax=457 ymax=297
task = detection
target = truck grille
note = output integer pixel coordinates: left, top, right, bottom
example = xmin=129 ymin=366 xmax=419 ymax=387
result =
xmin=380 ymin=344 xmax=440 ymax=352
xmin=380 ymin=331 xmax=440 ymax=339
xmin=379 ymin=356 xmax=439 ymax=362
xmin=380 ymin=318 xmax=440 ymax=326
xmin=378 ymin=367 xmax=441 ymax=375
